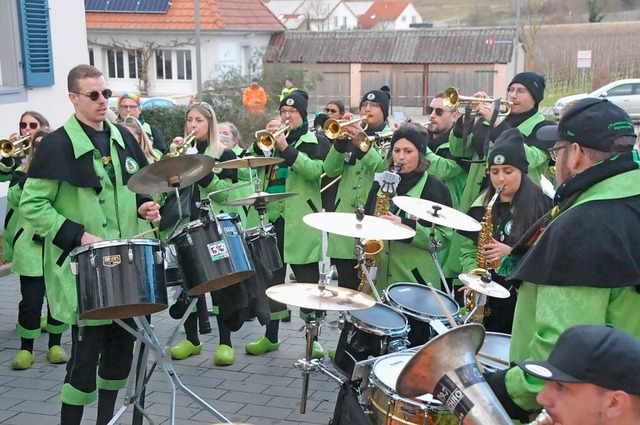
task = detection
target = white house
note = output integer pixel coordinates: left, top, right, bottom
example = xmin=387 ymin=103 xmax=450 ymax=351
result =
xmin=358 ymin=1 xmax=423 ymax=30
xmin=265 ymin=0 xmax=360 ymax=31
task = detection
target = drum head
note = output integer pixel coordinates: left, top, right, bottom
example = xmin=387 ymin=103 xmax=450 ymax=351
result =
xmin=349 ymin=303 xmax=407 ymax=333
xmin=372 ymin=353 xmax=439 ymax=404
xmin=478 ymin=332 xmax=511 ymax=371
xmin=386 ymin=282 xmax=458 ymax=319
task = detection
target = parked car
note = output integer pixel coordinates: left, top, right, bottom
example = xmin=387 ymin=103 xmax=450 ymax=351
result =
xmin=107 ymin=96 xmax=178 ymax=110
xmin=553 ymin=78 xmax=640 ymax=120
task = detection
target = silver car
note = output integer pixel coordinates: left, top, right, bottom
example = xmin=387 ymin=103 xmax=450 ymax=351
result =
xmin=552 ymin=78 xmax=640 ymax=120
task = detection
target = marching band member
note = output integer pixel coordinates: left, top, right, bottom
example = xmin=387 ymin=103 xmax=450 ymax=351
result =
xmin=116 ymin=92 xmax=166 ymax=153
xmin=245 ymin=90 xmax=326 ymax=358
xmin=363 ymin=123 xmax=452 ymax=292
xmin=458 ymin=129 xmax=551 ymax=333
xmin=19 ymin=64 xmax=160 ymax=425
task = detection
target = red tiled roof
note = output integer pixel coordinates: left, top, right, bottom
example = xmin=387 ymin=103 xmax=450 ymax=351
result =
xmin=85 ymin=0 xmax=283 ymax=31
xmin=358 ymin=1 xmax=410 ymax=29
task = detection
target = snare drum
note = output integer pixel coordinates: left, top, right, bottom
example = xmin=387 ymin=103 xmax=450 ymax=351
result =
xmin=170 ymin=213 xmax=254 ymax=296
xmin=384 ymin=282 xmax=460 ymax=347
xmin=368 ymin=352 xmax=460 ymax=425
xmin=333 ymin=303 xmax=409 ymax=379
xmin=477 ymin=332 xmax=511 ymax=372
xmin=244 ymin=223 xmax=282 ymax=272
xmin=71 ymin=238 xmax=168 ymax=320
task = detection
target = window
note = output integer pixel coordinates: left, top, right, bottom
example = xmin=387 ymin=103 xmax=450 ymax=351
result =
xmin=607 ymin=84 xmax=633 ymax=97
xmin=88 ymin=48 xmax=95 ymax=66
xmin=401 ymin=15 xmax=407 ymax=22
xmin=176 ymin=50 xmax=191 ymax=80
xmin=107 ymin=49 xmax=125 ymax=78
xmin=411 ymin=16 xmax=417 ymax=24
xmin=156 ymin=49 xmax=172 ymax=79
xmin=18 ymin=0 xmax=54 ymax=88
xmin=128 ymin=50 xmax=142 ymax=79
xmin=342 ymin=16 xmax=347 ymax=27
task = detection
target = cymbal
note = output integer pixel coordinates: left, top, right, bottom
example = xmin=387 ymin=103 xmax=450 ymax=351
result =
xmin=222 ymin=191 xmax=298 ymax=206
xmin=393 ymin=196 xmax=482 ymax=232
xmin=127 ymin=154 xmax=215 ymax=194
xmin=458 ymin=271 xmax=511 ymax=299
xmin=303 ymin=212 xmax=416 ymax=240
xmin=216 ymin=156 xmax=283 ymax=169
xmin=266 ymin=283 xmax=376 ymax=311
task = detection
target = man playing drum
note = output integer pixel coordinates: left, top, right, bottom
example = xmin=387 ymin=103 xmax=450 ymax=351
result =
xmin=20 ymin=64 xmax=160 ymax=425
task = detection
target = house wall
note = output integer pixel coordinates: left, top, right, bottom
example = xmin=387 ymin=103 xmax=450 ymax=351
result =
xmin=324 ymin=3 xmax=359 ymax=30
xmin=394 ymin=4 xmax=423 ymax=30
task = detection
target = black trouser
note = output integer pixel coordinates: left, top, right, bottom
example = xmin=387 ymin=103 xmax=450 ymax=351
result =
xmin=332 ymin=258 xmax=360 ymax=291
xmin=18 ymin=275 xmax=64 ymax=333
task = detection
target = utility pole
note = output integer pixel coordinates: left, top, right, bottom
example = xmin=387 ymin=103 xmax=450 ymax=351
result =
xmin=514 ymin=0 xmax=521 ymax=73
xmin=195 ymin=0 xmax=203 ymax=100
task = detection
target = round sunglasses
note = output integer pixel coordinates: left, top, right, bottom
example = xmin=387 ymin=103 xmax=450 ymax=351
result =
xmin=20 ymin=122 xmax=39 ymax=130
xmin=73 ymin=89 xmax=113 ymax=101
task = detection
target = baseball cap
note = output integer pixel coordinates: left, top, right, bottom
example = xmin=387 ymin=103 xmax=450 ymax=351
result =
xmin=537 ymin=98 xmax=635 ymax=152
xmin=517 ymin=325 xmax=640 ymax=395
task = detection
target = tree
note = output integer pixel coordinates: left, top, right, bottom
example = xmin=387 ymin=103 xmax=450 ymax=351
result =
xmin=520 ymin=0 xmax=547 ymax=71
xmin=586 ymin=0 xmax=605 ymax=22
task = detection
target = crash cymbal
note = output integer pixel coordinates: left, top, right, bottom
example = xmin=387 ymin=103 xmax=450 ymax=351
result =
xmin=458 ymin=270 xmax=511 ymax=299
xmin=127 ymin=154 xmax=215 ymax=194
xmin=216 ymin=156 xmax=283 ymax=169
xmin=266 ymin=283 xmax=376 ymax=311
xmin=222 ymin=191 xmax=298 ymax=206
xmin=303 ymin=212 xmax=416 ymax=240
xmin=393 ymin=196 xmax=482 ymax=232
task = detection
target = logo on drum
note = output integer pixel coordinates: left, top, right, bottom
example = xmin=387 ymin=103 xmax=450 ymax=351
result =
xmin=102 ymin=255 xmax=122 ymax=267
xmin=207 ymin=241 xmax=230 ymax=262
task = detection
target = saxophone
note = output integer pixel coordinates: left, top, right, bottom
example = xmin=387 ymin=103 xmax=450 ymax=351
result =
xmin=358 ymin=164 xmax=402 ymax=294
xmin=465 ymin=185 xmax=503 ymax=323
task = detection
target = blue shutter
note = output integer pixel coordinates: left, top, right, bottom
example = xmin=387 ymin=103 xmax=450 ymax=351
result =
xmin=17 ymin=0 xmax=54 ymax=87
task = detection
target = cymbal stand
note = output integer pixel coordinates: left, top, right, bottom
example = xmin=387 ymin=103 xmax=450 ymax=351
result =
xmin=354 ymin=239 xmax=382 ymax=302
xmin=425 ymin=205 xmax=454 ymax=299
xmin=111 ymin=310 xmax=231 ymax=425
xmin=295 ymin=270 xmax=346 ymax=414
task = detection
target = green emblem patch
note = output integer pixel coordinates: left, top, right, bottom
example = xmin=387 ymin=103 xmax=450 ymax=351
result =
xmin=125 ymin=157 xmax=139 ymax=174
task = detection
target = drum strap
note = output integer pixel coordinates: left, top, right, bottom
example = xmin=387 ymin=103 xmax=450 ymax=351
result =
xmin=329 ymin=383 xmax=369 ymax=425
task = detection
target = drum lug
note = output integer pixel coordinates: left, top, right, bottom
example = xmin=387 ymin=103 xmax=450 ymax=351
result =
xmin=387 ymin=339 xmax=408 ymax=353
xmin=128 ymin=247 xmax=134 ymax=263
xmin=186 ymin=233 xmax=194 ymax=246
xmin=70 ymin=261 xmax=78 ymax=276
xmin=155 ymin=250 xmax=164 ymax=265
xmin=90 ymin=253 xmax=96 ymax=268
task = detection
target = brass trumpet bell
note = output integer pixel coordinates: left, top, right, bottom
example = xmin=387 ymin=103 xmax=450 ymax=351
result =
xmin=357 ymin=128 xmax=394 ymax=154
xmin=0 ymin=134 xmax=31 ymax=158
xmin=443 ymin=86 xmax=512 ymax=116
xmin=255 ymin=124 xmax=290 ymax=151
xmin=162 ymin=130 xmax=197 ymax=159
xmin=323 ymin=116 xmax=369 ymax=140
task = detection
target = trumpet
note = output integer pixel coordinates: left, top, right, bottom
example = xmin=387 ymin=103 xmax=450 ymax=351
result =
xmin=357 ymin=128 xmax=394 ymax=154
xmin=163 ymin=130 xmax=196 ymax=158
xmin=255 ymin=122 xmax=290 ymax=151
xmin=0 ymin=134 xmax=31 ymax=158
xmin=443 ymin=86 xmax=512 ymax=116
xmin=323 ymin=116 xmax=369 ymax=140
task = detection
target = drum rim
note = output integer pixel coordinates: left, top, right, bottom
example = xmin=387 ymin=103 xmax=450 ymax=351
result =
xmin=347 ymin=303 xmax=409 ymax=336
xmin=71 ymin=238 xmax=161 ymax=256
xmin=384 ymin=282 xmax=459 ymax=319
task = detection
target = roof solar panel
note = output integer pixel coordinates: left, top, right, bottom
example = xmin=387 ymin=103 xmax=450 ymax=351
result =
xmin=85 ymin=0 xmax=107 ymax=12
xmin=137 ymin=0 xmax=171 ymax=13
xmin=85 ymin=0 xmax=170 ymax=13
xmin=106 ymin=0 xmax=138 ymax=12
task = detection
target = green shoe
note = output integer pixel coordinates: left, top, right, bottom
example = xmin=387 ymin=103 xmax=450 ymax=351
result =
xmin=40 ymin=316 xmax=47 ymax=332
xmin=245 ymin=336 xmax=280 ymax=355
xmin=312 ymin=341 xmax=324 ymax=359
xmin=170 ymin=340 xmax=203 ymax=360
xmin=47 ymin=345 xmax=69 ymax=364
xmin=328 ymin=347 xmax=337 ymax=359
xmin=11 ymin=350 xmax=35 ymax=370
xmin=214 ymin=344 xmax=235 ymax=366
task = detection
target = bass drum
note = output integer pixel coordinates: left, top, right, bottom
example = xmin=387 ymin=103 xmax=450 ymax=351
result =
xmin=478 ymin=332 xmax=511 ymax=373
xmin=385 ymin=282 xmax=459 ymax=347
xmin=333 ymin=303 xmax=408 ymax=379
xmin=71 ymin=238 xmax=168 ymax=320
xmin=170 ymin=213 xmax=254 ymax=296
xmin=368 ymin=352 xmax=460 ymax=425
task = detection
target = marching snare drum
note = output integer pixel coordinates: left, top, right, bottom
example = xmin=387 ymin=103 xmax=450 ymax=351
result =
xmin=385 ymin=282 xmax=460 ymax=347
xmin=164 ymin=244 xmax=183 ymax=287
xmin=477 ymin=332 xmax=511 ymax=373
xmin=333 ymin=302 xmax=409 ymax=379
xmin=368 ymin=352 xmax=460 ymax=425
xmin=170 ymin=213 xmax=254 ymax=296
xmin=71 ymin=238 xmax=168 ymax=320
xmin=244 ymin=223 xmax=282 ymax=272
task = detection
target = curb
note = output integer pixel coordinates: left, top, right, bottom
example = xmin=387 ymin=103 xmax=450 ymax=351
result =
xmin=0 ymin=263 xmax=12 ymax=277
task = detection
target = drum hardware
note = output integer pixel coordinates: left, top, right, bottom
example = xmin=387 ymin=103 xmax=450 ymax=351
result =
xmin=443 ymin=86 xmax=512 ymax=116
xmin=127 ymin=154 xmax=216 ymax=194
xmin=392 ymin=196 xmax=482 ymax=232
xmin=302 ymin=211 xmax=416 ymax=241
xmin=354 ymin=238 xmax=382 ymax=302
xmin=458 ymin=270 xmax=511 ymax=300
xmin=215 ymin=155 xmax=284 ymax=169
xmin=222 ymin=190 xmax=298 ymax=207
xmin=110 ymin=311 xmax=232 ymax=425
xmin=396 ymin=323 xmax=514 ymax=424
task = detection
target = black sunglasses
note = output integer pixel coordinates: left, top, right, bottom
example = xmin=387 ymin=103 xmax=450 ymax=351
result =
xmin=325 ymin=108 xmax=339 ymax=114
xmin=74 ymin=89 xmax=113 ymax=101
xmin=20 ymin=122 xmax=39 ymax=130
xmin=425 ymin=106 xmax=449 ymax=116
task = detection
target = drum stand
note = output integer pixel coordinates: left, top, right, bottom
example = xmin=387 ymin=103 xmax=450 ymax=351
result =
xmin=109 ymin=304 xmax=231 ymax=425
xmin=425 ymin=209 xmax=454 ymax=299
xmin=354 ymin=239 xmax=382 ymax=303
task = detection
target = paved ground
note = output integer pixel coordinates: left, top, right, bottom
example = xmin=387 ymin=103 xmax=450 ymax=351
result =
xmin=0 ymin=267 xmax=345 ymax=425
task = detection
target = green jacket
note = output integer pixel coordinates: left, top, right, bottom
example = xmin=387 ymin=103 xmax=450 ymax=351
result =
xmin=375 ymin=173 xmax=452 ymax=291
xmin=20 ymin=117 xmax=148 ymax=325
xmin=249 ymin=130 xmax=324 ymax=264
xmin=425 ymin=144 xmax=467 ymax=210
xmin=10 ymin=173 xmax=46 ymax=277
xmin=323 ymin=141 xmax=384 ymax=259
xmin=3 ymin=166 xmax=24 ymax=261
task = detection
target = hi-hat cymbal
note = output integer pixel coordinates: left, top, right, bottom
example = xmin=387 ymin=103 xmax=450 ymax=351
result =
xmin=222 ymin=191 xmax=298 ymax=206
xmin=127 ymin=154 xmax=215 ymax=194
xmin=303 ymin=212 xmax=416 ymax=240
xmin=266 ymin=283 xmax=376 ymax=311
xmin=393 ymin=196 xmax=482 ymax=232
xmin=458 ymin=271 xmax=511 ymax=299
xmin=216 ymin=156 xmax=284 ymax=169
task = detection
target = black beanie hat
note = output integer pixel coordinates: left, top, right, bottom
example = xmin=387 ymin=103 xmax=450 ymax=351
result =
xmin=488 ymin=128 xmax=529 ymax=173
xmin=280 ymin=89 xmax=308 ymax=120
xmin=360 ymin=86 xmax=391 ymax=121
xmin=509 ymin=72 xmax=546 ymax=105
xmin=390 ymin=123 xmax=427 ymax=155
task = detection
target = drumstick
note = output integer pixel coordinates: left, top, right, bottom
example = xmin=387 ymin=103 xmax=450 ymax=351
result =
xmin=426 ymin=282 xmax=458 ymax=328
xmin=132 ymin=227 xmax=159 ymax=239
xmin=476 ymin=352 xmax=510 ymax=366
